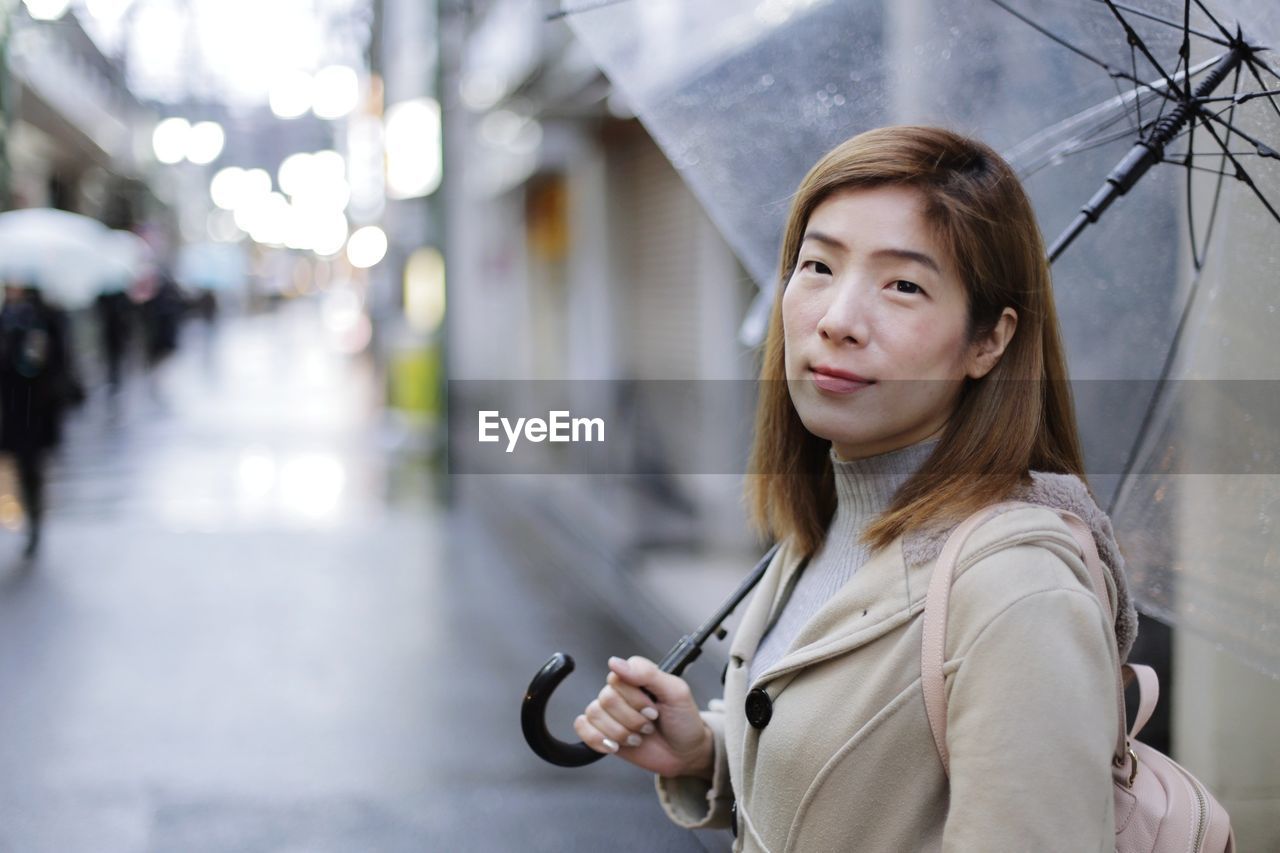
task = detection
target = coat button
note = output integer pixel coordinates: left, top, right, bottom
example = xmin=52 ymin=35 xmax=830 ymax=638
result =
xmin=745 ymin=688 xmax=773 ymax=729
xmin=730 ymin=800 xmax=738 ymax=838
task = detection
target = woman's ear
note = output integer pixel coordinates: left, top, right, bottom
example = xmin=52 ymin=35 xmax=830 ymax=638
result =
xmin=965 ymin=307 xmax=1017 ymax=380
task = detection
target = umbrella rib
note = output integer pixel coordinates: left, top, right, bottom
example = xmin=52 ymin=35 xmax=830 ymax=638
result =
xmin=1107 ymin=254 xmax=1208 ymax=519
xmin=1113 ymin=74 xmax=1140 ymax=135
xmin=1250 ymin=55 xmax=1280 ymax=83
xmin=1165 ymin=157 xmax=1241 ymax=177
xmin=1196 ymin=108 xmax=1280 ymax=161
xmin=1193 ymin=112 xmax=1280 ymax=225
xmin=1101 ymin=0 xmax=1230 ymax=47
xmin=985 ymin=0 xmax=1127 ymax=78
xmin=543 ymin=0 xmax=629 ymax=21
xmin=1196 ymin=89 xmax=1280 ymax=104
xmin=1166 ymin=144 xmax=1278 ymax=159
xmin=1184 ymin=0 xmax=1192 ymax=68
xmin=1182 ymin=96 xmax=1266 ymax=137
xmin=1099 ymin=0 xmax=1189 ymax=101
xmin=1198 ymin=64 xmax=1241 ymax=260
xmin=1176 ymin=0 xmax=1212 ymax=271
xmin=1184 ymin=102 xmax=1202 ymax=270
xmin=1190 ymin=0 xmax=1237 ymax=44
xmin=1242 ymin=61 xmax=1280 ymax=125
xmin=1131 ymin=40 xmax=1146 ymax=132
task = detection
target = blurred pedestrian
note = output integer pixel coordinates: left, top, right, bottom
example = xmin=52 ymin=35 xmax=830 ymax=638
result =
xmin=141 ymin=270 xmax=185 ymax=369
xmin=0 ymin=284 xmax=78 ymax=558
xmin=194 ymin=289 xmax=217 ymax=325
xmin=574 ymin=126 xmax=1139 ymax=851
xmin=95 ymin=289 xmax=133 ymax=391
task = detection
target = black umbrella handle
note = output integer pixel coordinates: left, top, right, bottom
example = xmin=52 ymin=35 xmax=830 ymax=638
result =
xmin=521 ymin=542 xmax=781 ymax=769
xmin=521 ymin=650 xmax=674 ymax=767
xmin=521 ymin=652 xmax=607 ymax=767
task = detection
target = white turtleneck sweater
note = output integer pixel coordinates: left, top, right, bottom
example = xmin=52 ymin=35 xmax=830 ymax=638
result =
xmin=748 ymin=437 xmax=941 ymax=685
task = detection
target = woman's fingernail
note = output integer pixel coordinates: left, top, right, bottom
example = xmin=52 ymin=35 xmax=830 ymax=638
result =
xmin=608 ymin=656 xmax=630 ymax=673
xmin=641 ymin=707 xmax=659 ymax=721
xmin=626 ymin=734 xmax=643 ymax=747
xmin=602 ymin=738 xmax=619 ymax=753
xmin=640 ymin=723 xmax=655 ymax=735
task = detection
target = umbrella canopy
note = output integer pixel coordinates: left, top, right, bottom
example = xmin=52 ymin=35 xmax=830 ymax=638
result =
xmin=99 ymin=229 xmax=156 ymax=293
xmin=0 ymin=209 xmax=140 ymax=308
xmin=561 ymin=0 xmax=1280 ymax=676
xmin=174 ymin=241 xmax=248 ymax=292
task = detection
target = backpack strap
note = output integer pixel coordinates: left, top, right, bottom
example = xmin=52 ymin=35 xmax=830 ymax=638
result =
xmin=920 ymin=501 xmax=1130 ymax=776
xmin=1124 ymin=661 xmax=1159 ymax=740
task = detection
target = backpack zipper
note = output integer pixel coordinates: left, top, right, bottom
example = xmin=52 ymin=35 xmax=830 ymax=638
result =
xmin=1173 ymin=760 xmax=1209 ymax=850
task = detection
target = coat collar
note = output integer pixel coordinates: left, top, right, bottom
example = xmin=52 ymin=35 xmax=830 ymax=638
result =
xmin=730 ymin=535 xmax=926 ymax=688
xmin=733 ymin=476 xmax=1141 ymax=688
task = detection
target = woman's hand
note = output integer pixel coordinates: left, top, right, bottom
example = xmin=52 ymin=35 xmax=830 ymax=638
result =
xmin=574 ymin=655 xmax=715 ymax=780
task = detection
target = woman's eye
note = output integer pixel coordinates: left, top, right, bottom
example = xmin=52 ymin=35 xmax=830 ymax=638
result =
xmin=802 ymin=260 xmax=832 ymax=275
xmin=892 ymin=280 xmax=922 ymax=294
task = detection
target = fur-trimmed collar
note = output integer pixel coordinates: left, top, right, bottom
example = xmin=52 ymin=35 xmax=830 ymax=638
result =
xmin=901 ymin=472 xmax=1139 ymax=662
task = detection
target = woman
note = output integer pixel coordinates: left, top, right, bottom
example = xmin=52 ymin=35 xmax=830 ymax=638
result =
xmin=573 ymin=126 xmax=1140 ymax=851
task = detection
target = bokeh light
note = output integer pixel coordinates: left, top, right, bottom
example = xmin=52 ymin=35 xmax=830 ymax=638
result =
xmin=384 ymin=98 xmax=441 ymax=199
xmin=186 ymin=121 xmax=226 ymax=164
xmin=313 ymin=66 xmax=360 ymax=120
xmin=23 ymin=0 xmax=70 ymax=21
xmin=269 ymin=70 xmax=313 ymax=119
xmin=152 ymin=117 xmax=191 ymax=164
xmin=346 ymin=225 xmax=387 ymax=268
xmin=210 ymin=167 xmax=246 ymax=210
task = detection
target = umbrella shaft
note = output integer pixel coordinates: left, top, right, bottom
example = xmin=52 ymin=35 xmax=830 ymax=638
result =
xmin=1049 ymin=43 xmax=1249 ymax=262
xmin=1148 ymin=44 xmax=1249 ymax=153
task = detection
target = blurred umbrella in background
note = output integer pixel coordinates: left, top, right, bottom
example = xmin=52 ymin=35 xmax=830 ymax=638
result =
xmin=0 ymin=209 xmax=140 ymax=309
xmin=99 ymin=229 xmax=157 ymax=295
xmin=175 ymin=241 xmax=248 ymax=292
xmin=556 ymin=0 xmax=1280 ymax=677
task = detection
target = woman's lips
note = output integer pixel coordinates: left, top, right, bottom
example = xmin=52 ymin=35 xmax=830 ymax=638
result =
xmin=810 ymin=368 xmax=875 ymax=394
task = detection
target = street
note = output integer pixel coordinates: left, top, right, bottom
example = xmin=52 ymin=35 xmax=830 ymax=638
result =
xmin=0 ymin=300 xmax=718 ymax=852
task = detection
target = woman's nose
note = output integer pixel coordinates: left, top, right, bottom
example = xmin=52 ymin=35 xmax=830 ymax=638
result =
xmin=816 ymin=280 xmax=871 ymax=345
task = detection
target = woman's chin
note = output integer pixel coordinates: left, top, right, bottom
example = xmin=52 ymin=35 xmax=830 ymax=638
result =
xmin=796 ymin=417 xmax=879 ymax=451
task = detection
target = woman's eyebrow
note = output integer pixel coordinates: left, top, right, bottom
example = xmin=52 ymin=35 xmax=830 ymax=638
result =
xmin=870 ymin=247 xmax=941 ymax=275
xmin=801 ymin=230 xmax=847 ymax=251
xmin=802 ymin=230 xmax=941 ymax=275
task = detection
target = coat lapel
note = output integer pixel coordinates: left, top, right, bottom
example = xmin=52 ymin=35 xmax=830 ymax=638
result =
xmin=727 ymin=539 xmax=800 ymax=667
xmin=741 ymin=536 xmax=930 ymax=687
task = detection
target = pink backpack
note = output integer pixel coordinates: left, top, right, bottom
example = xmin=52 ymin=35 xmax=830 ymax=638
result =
xmin=920 ymin=501 xmax=1235 ymax=852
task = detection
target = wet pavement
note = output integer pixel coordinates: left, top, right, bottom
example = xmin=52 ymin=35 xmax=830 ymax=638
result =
xmin=0 ymin=300 xmax=724 ymax=852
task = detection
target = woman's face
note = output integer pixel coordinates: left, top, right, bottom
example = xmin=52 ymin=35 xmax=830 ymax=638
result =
xmin=782 ymin=184 xmax=1015 ymax=460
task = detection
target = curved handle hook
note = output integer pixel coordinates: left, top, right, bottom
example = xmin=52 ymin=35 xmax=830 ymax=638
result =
xmin=521 ymin=652 xmax=606 ymax=767
xmin=522 ymin=542 xmax=780 ymax=769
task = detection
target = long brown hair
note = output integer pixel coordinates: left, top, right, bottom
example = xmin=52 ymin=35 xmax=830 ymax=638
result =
xmin=746 ymin=125 xmax=1085 ymax=557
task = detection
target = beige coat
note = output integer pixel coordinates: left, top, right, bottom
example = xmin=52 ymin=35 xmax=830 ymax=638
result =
xmin=655 ymin=502 xmax=1124 ymax=852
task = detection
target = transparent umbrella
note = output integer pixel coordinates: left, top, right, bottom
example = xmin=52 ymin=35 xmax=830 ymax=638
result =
xmin=0 ymin=209 xmax=137 ymax=308
xmin=522 ymin=0 xmax=1280 ymax=761
xmin=99 ymin=229 xmax=155 ymax=294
